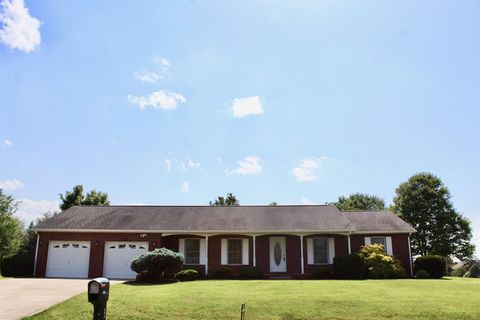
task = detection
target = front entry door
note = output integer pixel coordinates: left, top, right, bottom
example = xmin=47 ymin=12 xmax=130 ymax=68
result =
xmin=269 ymin=237 xmax=287 ymax=272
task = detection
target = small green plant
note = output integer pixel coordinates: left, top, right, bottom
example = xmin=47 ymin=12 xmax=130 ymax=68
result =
xmin=451 ymin=268 xmax=467 ymax=277
xmin=415 ymin=270 xmax=429 ymax=279
xmin=175 ymin=269 xmax=199 ymax=281
xmin=239 ymin=267 xmax=264 ymax=279
xmin=333 ymin=253 xmax=365 ymax=279
xmin=359 ymin=244 xmax=406 ymax=279
xmin=213 ymin=267 xmax=233 ymax=279
xmin=414 ymin=255 xmax=446 ymax=279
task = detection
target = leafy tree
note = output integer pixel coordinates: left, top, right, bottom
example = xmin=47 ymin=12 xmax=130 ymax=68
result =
xmin=59 ymin=185 xmax=110 ymax=210
xmin=0 ymin=190 xmax=23 ymax=267
xmin=209 ymin=193 xmax=239 ymax=206
xmin=392 ymin=173 xmax=474 ymax=260
xmin=333 ymin=193 xmax=385 ymax=211
xmin=269 ymin=202 xmax=278 ymax=206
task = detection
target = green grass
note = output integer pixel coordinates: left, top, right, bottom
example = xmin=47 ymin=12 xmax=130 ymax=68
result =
xmin=28 ymin=277 xmax=479 ymax=320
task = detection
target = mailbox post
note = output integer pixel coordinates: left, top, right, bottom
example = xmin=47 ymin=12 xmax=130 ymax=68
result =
xmin=88 ymin=278 xmax=110 ymax=320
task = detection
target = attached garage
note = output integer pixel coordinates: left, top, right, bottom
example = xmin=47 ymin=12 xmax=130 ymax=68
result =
xmin=45 ymin=241 xmax=91 ymax=278
xmin=103 ymin=241 xmax=148 ymax=279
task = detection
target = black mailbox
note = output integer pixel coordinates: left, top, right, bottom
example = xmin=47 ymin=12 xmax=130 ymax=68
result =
xmin=88 ymin=278 xmax=110 ymax=320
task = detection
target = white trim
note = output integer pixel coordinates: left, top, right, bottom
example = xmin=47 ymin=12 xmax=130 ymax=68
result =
xmin=385 ymin=236 xmax=393 ymax=256
xmin=242 ymin=238 xmax=249 ymax=265
xmin=253 ymin=235 xmax=256 ymax=267
xmin=307 ymin=238 xmax=314 ymax=264
xmin=33 ymin=234 xmax=39 ymax=277
xmin=205 ymin=235 xmax=209 ymax=275
xmin=199 ymin=239 xmax=206 ymax=265
xmin=408 ymin=233 xmax=413 ymax=277
xmin=347 ymin=234 xmax=351 ymax=254
xmin=300 ymin=235 xmax=304 ymax=274
xmin=178 ymin=239 xmax=185 ymax=256
xmin=221 ymin=239 xmax=227 ymax=265
xmin=328 ymin=237 xmax=335 ymax=264
xmin=33 ymin=228 xmax=356 ymax=234
xmin=364 ymin=237 xmax=371 ymax=246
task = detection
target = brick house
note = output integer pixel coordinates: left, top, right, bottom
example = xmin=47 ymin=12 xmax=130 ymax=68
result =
xmin=33 ymin=205 xmax=415 ymax=279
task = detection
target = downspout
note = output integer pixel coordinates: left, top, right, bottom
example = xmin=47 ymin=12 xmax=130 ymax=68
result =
xmin=347 ymin=232 xmax=352 ymax=254
xmin=253 ymin=235 xmax=256 ymax=267
xmin=33 ymin=233 xmax=40 ymax=277
xmin=408 ymin=232 xmax=413 ymax=277
xmin=300 ymin=235 xmax=304 ymax=275
xmin=205 ymin=235 xmax=209 ymax=275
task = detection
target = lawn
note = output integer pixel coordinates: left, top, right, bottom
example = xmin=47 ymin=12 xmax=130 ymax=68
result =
xmin=29 ymin=277 xmax=479 ymax=320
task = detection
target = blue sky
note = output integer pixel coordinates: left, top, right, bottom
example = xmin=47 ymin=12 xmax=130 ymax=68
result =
xmin=0 ymin=1 xmax=479 ymax=255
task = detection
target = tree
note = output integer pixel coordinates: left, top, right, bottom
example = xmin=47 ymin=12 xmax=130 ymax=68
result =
xmin=59 ymin=185 xmax=110 ymax=210
xmin=209 ymin=193 xmax=239 ymax=206
xmin=0 ymin=190 xmax=23 ymax=266
xmin=333 ymin=193 xmax=385 ymax=211
xmin=392 ymin=173 xmax=474 ymax=260
xmin=269 ymin=202 xmax=278 ymax=206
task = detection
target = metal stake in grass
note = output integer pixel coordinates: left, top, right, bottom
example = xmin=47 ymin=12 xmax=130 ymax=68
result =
xmin=240 ymin=302 xmax=246 ymax=320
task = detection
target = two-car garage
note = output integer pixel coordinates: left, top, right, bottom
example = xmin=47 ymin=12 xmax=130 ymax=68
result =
xmin=45 ymin=240 xmax=148 ymax=279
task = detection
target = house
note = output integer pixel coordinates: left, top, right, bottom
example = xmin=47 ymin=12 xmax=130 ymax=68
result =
xmin=33 ymin=205 xmax=416 ymax=279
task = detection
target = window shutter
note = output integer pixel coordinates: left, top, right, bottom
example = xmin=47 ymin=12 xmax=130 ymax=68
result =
xmin=179 ymin=239 xmax=185 ymax=256
xmin=242 ymin=238 xmax=249 ymax=265
xmin=199 ymin=239 xmax=206 ymax=265
xmin=221 ymin=239 xmax=228 ymax=265
xmin=364 ymin=237 xmax=371 ymax=246
xmin=307 ymin=238 xmax=314 ymax=264
xmin=386 ymin=236 xmax=393 ymax=256
xmin=328 ymin=237 xmax=335 ymax=264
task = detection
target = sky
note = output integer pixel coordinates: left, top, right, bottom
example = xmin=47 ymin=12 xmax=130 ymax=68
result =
xmin=0 ymin=0 xmax=479 ymax=255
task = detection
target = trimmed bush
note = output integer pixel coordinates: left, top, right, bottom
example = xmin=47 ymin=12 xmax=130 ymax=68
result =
xmin=359 ymin=244 xmax=407 ymax=279
xmin=414 ymin=255 xmax=446 ymax=279
xmin=333 ymin=253 xmax=365 ymax=279
xmin=468 ymin=264 xmax=480 ymax=278
xmin=213 ymin=267 xmax=233 ymax=279
xmin=0 ymin=252 xmax=34 ymax=277
xmin=239 ymin=267 xmax=264 ymax=279
xmin=174 ymin=269 xmax=199 ymax=281
xmin=130 ymin=247 xmax=184 ymax=281
xmin=451 ymin=268 xmax=467 ymax=277
xmin=415 ymin=270 xmax=429 ymax=279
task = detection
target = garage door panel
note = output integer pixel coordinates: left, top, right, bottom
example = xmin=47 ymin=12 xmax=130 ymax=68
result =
xmin=46 ymin=241 xmax=90 ymax=278
xmin=104 ymin=241 xmax=148 ymax=279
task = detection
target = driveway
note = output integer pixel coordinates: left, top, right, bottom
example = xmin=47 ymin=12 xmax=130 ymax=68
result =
xmin=0 ymin=278 xmax=121 ymax=320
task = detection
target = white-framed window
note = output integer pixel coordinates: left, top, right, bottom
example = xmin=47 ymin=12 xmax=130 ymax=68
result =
xmin=313 ymin=238 xmax=329 ymax=264
xmin=370 ymin=237 xmax=386 ymax=247
xmin=227 ymin=239 xmax=243 ymax=265
xmin=365 ymin=236 xmax=393 ymax=256
xmin=184 ymin=239 xmax=200 ymax=265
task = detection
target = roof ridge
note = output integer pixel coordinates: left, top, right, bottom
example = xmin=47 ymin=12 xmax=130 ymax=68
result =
xmin=74 ymin=204 xmax=336 ymax=208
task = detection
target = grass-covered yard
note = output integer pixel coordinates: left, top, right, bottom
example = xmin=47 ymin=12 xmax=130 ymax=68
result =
xmin=29 ymin=278 xmax=479 ymax=320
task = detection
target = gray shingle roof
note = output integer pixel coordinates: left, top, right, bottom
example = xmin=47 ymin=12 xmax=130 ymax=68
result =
xmin=34 ymin=205 xmax=415 ymax=233
xmin=342 ymin=210 xmax=416 ymax=233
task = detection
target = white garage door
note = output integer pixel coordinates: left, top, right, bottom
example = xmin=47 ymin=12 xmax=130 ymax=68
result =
xmin=103 ymin=241 xmax=149 ymax=279
xmin=46 ymin=241 xmax=91 ymax=278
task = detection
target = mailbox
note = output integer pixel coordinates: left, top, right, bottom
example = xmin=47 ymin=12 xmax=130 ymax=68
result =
xmin=88 ymin=278 xmax=110 ymax=320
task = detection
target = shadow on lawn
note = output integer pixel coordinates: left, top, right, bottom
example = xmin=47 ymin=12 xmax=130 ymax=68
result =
xmin=123 ymin=280 xmax=178 ymax=286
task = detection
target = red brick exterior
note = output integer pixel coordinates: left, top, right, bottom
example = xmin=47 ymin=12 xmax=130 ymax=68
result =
xmin=35 ymin=231 xmax=413 ymax=278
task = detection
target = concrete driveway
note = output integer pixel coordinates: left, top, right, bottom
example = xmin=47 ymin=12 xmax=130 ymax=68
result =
xmin=0 ymin=278 xmax=121 ymax=320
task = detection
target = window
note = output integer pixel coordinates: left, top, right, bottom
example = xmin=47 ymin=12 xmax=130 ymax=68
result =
xmin=313 ymin=238 xmax=328 ymax=264
xmin=371 ymin=237 xmax=386 ymax=248
xmin=185 ymin=239 xmax=200 ymax=265
xmin=227 ymin=239 xmax=242 ymax=265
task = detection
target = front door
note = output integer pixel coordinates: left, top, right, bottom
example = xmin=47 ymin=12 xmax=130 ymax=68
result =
xmin=269 ymin=237 xmax=287 ymax=272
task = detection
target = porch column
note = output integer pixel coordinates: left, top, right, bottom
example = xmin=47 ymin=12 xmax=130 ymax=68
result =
xmin=347 ymin=233 xmax=352 ymax=254
xmin=253 ymin=235 xmax=256 ymax=267
xmin=205 ymin=235 xmax=209 ymax=275
xmin=408 ymin=233 xmax=413 ymax=277
xmin=300 ymin=235 xmax=304 ymax=274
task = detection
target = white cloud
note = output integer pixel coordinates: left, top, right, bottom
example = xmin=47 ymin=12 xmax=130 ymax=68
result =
xmin=128 ymin=90 xmax=186 ymax=110
xmin=3 ymin=139 xmax=13 ymax=146
xmin=164 ymin=159 xmax=172 ymax=172
xmin=0 ymin=0 xmax=41 ymax=52
xmin=134 ymin=71 xmax=162 ymax=83
xmin=226 ymin=156 xmax=262 ymax=175
xmin=291 ymin=157 xmax=327 ymax=181
xmin=16 ymin=199 xmax=58 ymax=224
xmin=154 ymin=57 xmax=170 ymax=67
xmin=300 ymin=197 xmax=316 ymax=205
xmin=187 ymin=159 xmax=201 ymax=170
xmin=181 ymin=181 xmax=189 ymax=192
xmin=0 ymin=178 xmax=24 ymax=190
xmin=231 ymin=96 xmax=264 ymax=118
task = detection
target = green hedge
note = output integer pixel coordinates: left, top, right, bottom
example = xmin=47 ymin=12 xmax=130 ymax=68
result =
xmin=0 ymin=252 xmax=34 ymax=277
xmin=333 ymin=253 xmax=365 ymax=279
xmin=415 ymin=270 xmax=429 ymax=279
xmin=414 ymin=255 xmax=446 ymax=279
xmin=174 ymin=269 xmax=199 ymax=281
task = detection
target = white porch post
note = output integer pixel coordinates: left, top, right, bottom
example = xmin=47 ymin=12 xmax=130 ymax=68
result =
xmin=253 ymin=235 xmax=256 ymax=267
xmin=408 ymin=233 xmax=413 ymax=277
xmin=347 ymin=233 xmax=352 ymax=254
xmin=300 ymin=235 xmax=304 ymax=275
xmin=33 ymin=233 xmax=39 ymax=277
xmin=205 ymin=235 xmax=209 ymax=275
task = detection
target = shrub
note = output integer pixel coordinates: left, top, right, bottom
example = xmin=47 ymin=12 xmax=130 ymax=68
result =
xmin=0 ymin=252 xmax=34 ymax=277
xmin=130 ymin=247 xmax=184 ymax=281
xmin=333 ymin=253 xmax=365 ymax=279
xmin=414 ymin=255 xmax=446 ymax=279
xmin=359 ymin=244 xmax=407 ymax=279
xmin=175 ymin=269 xmax=199 ymax=281
xmin=451 ymin=268 xmax=467 ymax=277
xmin=213 ymin=267 xmax=233 ymax=279
xmin=415 ymin=270 xmax=429 ymax=279
xmin=468 ymin=264 xmax=480 ymax=278
xmin=239 ymin=267 xmax=264 ymax=279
